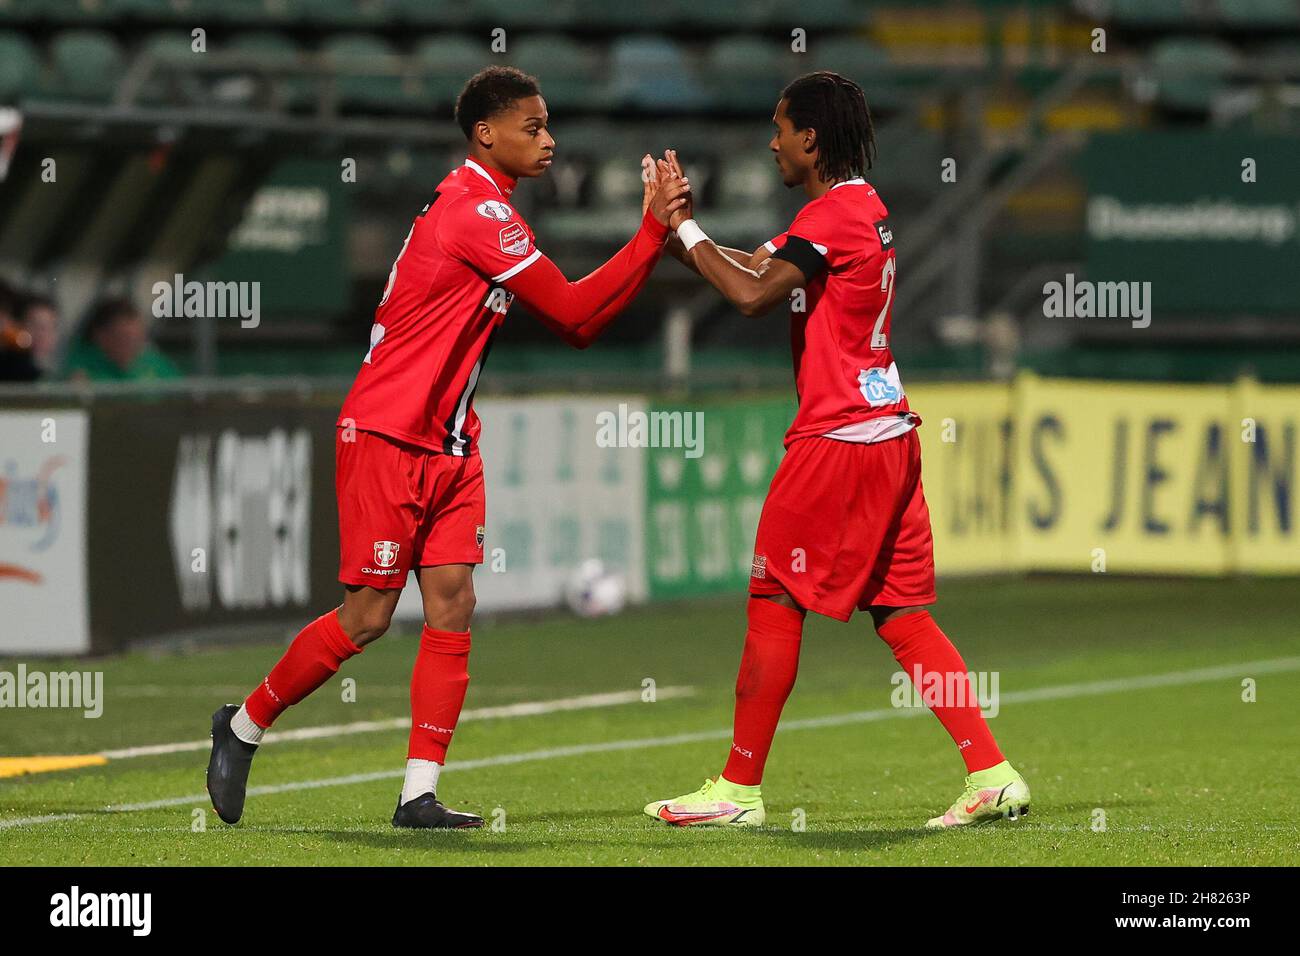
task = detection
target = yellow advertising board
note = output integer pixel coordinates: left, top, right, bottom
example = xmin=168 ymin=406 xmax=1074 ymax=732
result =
xmin=909 ymin=375 xmax=1298 ymax=576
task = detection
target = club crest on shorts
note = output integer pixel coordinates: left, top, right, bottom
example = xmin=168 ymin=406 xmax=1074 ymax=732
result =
xmin=373 ymin=540 xmax=400 ymax=569
xmin=475 ymin=525 xmax=486 ymax=548
xmin=751 ymin=553 xmax=767 ymax=579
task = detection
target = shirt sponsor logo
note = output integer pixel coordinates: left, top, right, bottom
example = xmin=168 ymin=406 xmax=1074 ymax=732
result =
xmin=498 ymin=222 xmax=529 ymax=257
xmin=875 ymin=219 xmax=894 ymax=249
xmin=373 ymin=540 xmax=400 ymax=569
xmin=858 ymin=362 xmax=904 ymax=408
xmin=751 ymin=553 xmax=767 ymax=579
xmin=476 ymin=199 xmax=513 ymax=222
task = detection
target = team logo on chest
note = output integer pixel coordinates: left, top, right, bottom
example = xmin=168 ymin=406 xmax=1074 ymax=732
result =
xmin=373 ymin=540 xmax=400 ymax=569
xmin=476 ymin=199 xmax=513 ymax=221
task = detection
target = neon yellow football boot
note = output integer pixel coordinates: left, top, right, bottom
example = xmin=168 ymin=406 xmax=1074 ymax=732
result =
xmin=926 ymin=761 xmax=1030 ymax=828
xmin=643 ymin=776 xmax=766 ymax=828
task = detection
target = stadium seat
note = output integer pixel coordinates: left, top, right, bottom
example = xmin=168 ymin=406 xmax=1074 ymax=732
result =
xmin=508 ymin=34 xmax=607 ymax=112
xmin=608 ymin=36 xmax=710 ymax=112
xmin=321 ymin=34 xmax=410 ymax=111
xmin=705 ymin=37 xmax=797 ymax=114
xmin=569 ymin=0 xmax=673 ymax=30
xmin=1108 ymin=0 xmax=1197 ymax=26
xmin=48 ymin=30 xmax=126 ymax=104
xmin=295 ymin=0 xmax=395 ymax=28
xmin=0 ymin=31 xmax=42 ymax=104
xmin=1150 ymin=37 xmax=1241 ymax=113
xmin=472 ymin=0 xmax=574 ymax=29
xmin=813 ymin=38 xmax=908 ymax=113
xmin=413 ymin=35 xmax=488 ymax=110
xmin=390 ymin=0 xmax=469 ymax=27
xmin=225 ymin=31 xmax=312 ymax=109
xmin=672 ymin=0 xmax=777 ymax=30
xmin=1215 ymin=0 xmax=1300 ymax=27
xmin=716 ymin=152 xmax=781 ymax=209
xmin=136 ymin=31 xmax=208 ymax=106
xmin=14 ymin=0 xmax=117 ymax=23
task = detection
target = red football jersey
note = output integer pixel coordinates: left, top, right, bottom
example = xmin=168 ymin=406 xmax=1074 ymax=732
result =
xmin=339 ymin=158 xmax=541 ymax=456
xmin=764 ymin=179 xmax=917 ymax=447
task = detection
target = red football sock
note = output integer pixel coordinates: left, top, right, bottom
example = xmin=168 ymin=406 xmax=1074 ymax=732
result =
xmin=243 ymin=609 xmax=362 ymax=729
xmin=877 ymin=610 xmax=1004 ymax=773
xmin=721 ymin=597 xmax=805 ymax=786
xmin=407 ymin=627 xmax=472 ymax=763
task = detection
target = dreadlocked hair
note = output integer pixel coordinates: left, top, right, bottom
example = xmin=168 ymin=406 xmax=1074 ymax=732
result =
xmin=781 ymin=71 xmax=876 ymax=182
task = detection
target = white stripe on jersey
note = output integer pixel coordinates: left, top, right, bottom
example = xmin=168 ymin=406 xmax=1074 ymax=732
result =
xmin=448 ymin=350 xmax=488 ymax=456
xmin=492 ymin=247 xmax=541 ymax=283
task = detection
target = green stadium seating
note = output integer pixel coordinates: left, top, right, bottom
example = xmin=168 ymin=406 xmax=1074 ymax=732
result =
xmin=673 ymin=0 xmax=777 ymax=30
xmin=0 ymin=31 xmax=42 ymax=103
xmin=608 ymin=35 xmax=710 ymax=112
xmin=471 ymin=0 xmax=573 ymax=29
xmin=389 ymin=0 xmax=469 ymax=27
xmin=705 ymin=36 xmax=797 ymax=114
xmin=1216 ymin=0 xmax=1300 ymax=27
xmin=413 ymin=35 xmax=488 ymax=109
xmin=321 ymin=33 xmax=409 ymax=110
xmin=1108 ymin=0 xmax=1197 ymax=26
xmin=15 ymin=0 xmax=117 ymax=23
xmin=226 ymin=31 xmax=311 ymax=109
xmin=508 ymin=34 xmax=607 ymax=112
xmin=294 ymin=0 xmax=395 ymax=28
xmin=569 ymin=0 xmax=671 ymax=30
xmin=48 ymin=29 xmax=125 ymax=103
xmin=716 ymin=153 xmax=781 ymax=209
xmin=812 ymin=38 xmax=908 ymax=112
xmin=1150 ymin=37 xmax=1240 ymax=112
xmin=137 ymin=30 xmax=207 ymax=105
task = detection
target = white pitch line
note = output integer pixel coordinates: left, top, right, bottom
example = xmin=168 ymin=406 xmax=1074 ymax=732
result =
xmin=2 ymin=656 xmax=1297 ymax=831
xmin=99 ymin=687 xmax=696 ymax=760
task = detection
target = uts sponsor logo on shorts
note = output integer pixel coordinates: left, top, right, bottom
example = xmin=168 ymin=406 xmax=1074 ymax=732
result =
xmin=751 ymin=553 xmax=768 ymax=579
xmin=372 ymin=540 xmax=400 ymax=568
xmin=498 ymin=222 xmax=529 ymax=256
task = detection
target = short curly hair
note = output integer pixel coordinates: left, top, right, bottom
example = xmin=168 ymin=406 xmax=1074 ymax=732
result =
xmin=454 ymin=66 xmax=542 ymax=140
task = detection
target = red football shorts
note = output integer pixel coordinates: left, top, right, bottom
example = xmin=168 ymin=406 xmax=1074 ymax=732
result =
xmin=749 ymin=429 xmax=936 ymax=620
xmin=335 ymin=428 xmax=486 ymax=589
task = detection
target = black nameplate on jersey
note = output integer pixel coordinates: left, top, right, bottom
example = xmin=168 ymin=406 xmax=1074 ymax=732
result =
xmin=874 ymin=219 xmax=894 ymax=250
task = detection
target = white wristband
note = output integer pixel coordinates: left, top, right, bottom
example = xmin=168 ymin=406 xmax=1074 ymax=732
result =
xmin=676 ymin=219 xmax=710 ymax=252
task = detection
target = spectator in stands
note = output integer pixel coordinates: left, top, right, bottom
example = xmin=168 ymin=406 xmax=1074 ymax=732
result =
xmin=20 ymin=294 xmax=62 ymax=376
xmin=0 ymin=280 xmax=40 ymax=383
xmin=64 ymin=297 xmax=181 ymax=382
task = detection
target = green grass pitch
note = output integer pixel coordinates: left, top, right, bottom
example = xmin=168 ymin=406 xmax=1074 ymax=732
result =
xmin=1 ymin=577 xmax=1297 ymax=866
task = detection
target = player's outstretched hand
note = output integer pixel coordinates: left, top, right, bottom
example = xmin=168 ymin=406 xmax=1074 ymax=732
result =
xmin=656 ymin=157 xmax=693 ymax=230
xmin=648 ymin=167 xmax=691 ymax=228
xmin=641 ymin=153 xmax=659 ymax=217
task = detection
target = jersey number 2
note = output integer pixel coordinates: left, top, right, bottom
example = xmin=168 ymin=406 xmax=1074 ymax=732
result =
xmin=872 ymin=256 xmax=896 ymax=350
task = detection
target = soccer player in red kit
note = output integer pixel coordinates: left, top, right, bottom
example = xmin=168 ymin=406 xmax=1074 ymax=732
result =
xmin=643 ymin=72 xmax=1030 ymax=828
xmin=206 ymin=67 xmax=690 ymax=829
